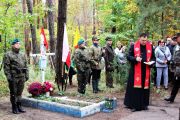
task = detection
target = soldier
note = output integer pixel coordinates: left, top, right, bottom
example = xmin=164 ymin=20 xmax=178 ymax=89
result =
xmin=104 ymin=37 xmax=115 ymax=88
xmin=74 ymin=39 xmax=90 ymax=94
xmin=164 ymin=33 xmax=180 ymax=103
xmin=3 ymin=39 xmax=29 ymax=114
xmin=89 ymin=36 xmax=103 ymax=93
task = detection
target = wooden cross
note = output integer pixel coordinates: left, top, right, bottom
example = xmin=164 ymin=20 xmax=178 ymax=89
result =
xmin=30 ymin=37 xmax=55 ymax=83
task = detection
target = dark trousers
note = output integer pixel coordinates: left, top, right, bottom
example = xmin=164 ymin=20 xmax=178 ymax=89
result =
xmin=68 ymin=66 xmax=76 ymax=85
xmin=106 ymin=71 xmax=113 ymax=87
xmin=8 ymin=80 xmax=25 ymax=105
xmin=170 ymin=77 xmax=180 ymax=101
xmin=168 ymin=70 xmax=175 ymax=84
xmin=77 ymin=73 xmax=87 ymax=94
xmin=91 ymin=69 xmax=101 ymax=91
xmin=86 ymin=69 xmax=92 ymax=85
xmin=69 ymin=74 xmax=73 ymax=85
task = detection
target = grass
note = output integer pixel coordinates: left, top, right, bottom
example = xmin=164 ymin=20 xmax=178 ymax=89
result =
xmin=32 ymin=95 xmax=89 ymax=107
xmin=0 ymin=62 xmax=127 ymax=102
xmin=0 ymin=69 xmax=9 ymax=97
xmin=0 ymin=64 xmax=56 ymax=97
xmin=63 ymin=70 xmax=125 ymax=102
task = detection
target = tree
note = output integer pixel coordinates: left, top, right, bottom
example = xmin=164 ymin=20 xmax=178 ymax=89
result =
xmin=55 ymin=0 xmax=67 ymax=91
xmin=47 ymin=0 xmax=55 ymax=65
xmin=26 ymin=0 xmax=38 ymax=54
xmin=83 ymin=0 xmax=88 ymax=40
xmin=136 ymin=0 xmax=179 ymax=38
xmin=22 ymin=0 xmax=31 ymax=62
xmin=92 ymin=0 xmax=96 ymax=35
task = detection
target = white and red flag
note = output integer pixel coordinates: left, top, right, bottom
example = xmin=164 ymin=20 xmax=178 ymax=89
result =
xmin=62 ymin=24 xmax=71 ymax=68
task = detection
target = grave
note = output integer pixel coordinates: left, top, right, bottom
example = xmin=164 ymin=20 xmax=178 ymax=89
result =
xmin=22 ymin=96 xmax=106 ymax=118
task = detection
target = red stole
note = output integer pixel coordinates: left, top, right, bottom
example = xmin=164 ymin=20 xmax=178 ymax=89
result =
xmin=134 ymin=40 xmax=152 ymax=89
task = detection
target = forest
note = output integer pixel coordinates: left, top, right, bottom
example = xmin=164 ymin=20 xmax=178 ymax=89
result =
xmin=0 ymin=1 xmax=179 ymax=119
xmin=0 ymin=0 xmax=179 ymax=95
xmin=0 ymin=0 xmax=179 ymax=54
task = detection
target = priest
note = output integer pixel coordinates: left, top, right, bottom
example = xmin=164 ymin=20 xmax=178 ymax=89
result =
xmin=124 ymin=33 xmax=155 ymax=112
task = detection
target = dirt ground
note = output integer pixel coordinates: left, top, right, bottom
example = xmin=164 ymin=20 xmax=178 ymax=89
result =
xmin=0 ymin=96 xmax=130 ymax=120
xmin=0 ymin=85 xmax=180 ymax=120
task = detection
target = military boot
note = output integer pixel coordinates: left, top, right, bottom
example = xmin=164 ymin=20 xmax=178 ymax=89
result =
xmin=17 ymin=102 xmax=26 ymax=113
xmin=12 ymin=103 xmax=19 ymax=114
xmin=10 ymin=95 xmax=19 ymax=114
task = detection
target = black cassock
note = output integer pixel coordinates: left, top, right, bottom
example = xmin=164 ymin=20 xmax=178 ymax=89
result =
xmin=124 ymin=44 xmax=155 ymax=110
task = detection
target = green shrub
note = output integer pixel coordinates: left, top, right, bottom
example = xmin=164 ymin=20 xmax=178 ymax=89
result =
xmin=113 ymin=56 xmax=129 ymax=87
xmin=0 ymin=69 xmax=9 ymax=97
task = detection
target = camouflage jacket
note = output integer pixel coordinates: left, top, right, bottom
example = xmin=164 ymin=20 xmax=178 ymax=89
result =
xmin=173 ymin=45 xmax=180 ymax=77
xmin=74 ymin=47 xmax=90 ymax=73
xmin=89 ymin=45 xmax=103 ymax=69
xmin=3 ymin=49 xmax=29 ymax=81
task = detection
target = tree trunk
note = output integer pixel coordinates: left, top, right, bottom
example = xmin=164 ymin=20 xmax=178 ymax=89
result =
xmin=26 ymin=0 xmax=38 ymax=54
xmin=83 ymin=0 xmax=88 ymax=40
xmin=47 ymin=0 xmax=55 ymax=67
xmin=77 ymin=18 xmax=81 ymax=31
xmin=55 ymin=0 xmax=67 ymax=89
xmin=92 ymin=0 xmax=96 ymax=35
xmin=42 ymin=13 xmax=48 ymax=29
xmin=173 ymin=10 xmax=177 ymax=35
xmin=111 ymin=0 xmax=117 ymax=34
xmin=161 ymin=12 xmax=164 ymax=38
xmin=22 ymin=0 xmax=31 ymax=63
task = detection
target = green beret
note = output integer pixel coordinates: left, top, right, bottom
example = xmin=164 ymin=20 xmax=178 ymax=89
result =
xmin=78 ymin=39 xmax=85 ymax=46
xmin=11 ymin=38 xmax=20 ymax=45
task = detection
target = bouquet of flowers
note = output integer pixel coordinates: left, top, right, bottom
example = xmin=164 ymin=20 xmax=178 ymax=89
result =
xmin=42 ymin=81 xmax=54 ymax=93
xmin=28 ymin=82 xmax=43 ymax=97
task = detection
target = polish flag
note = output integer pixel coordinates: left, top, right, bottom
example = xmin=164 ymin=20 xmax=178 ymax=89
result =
xmin=41 ymin=28 xmax=48 ymax=50
xmin=62 ymin=24 xmax=71 ymax=68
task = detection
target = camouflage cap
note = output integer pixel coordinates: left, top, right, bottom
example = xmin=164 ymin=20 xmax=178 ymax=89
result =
xmin=92 ymin=36 xmax=100 ymax=41
xmin=105 ymin=37 xmax=112 ymax=41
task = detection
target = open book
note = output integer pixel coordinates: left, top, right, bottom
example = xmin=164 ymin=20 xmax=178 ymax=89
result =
xmin=144 ymin=61 xmax=155 ymax=65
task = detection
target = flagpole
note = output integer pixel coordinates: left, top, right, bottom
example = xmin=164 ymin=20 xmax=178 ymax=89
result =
xmin=62 ymin=62 xmax=64 ymax=91
xmin=61 ymin=23 xmax=71 ymax=91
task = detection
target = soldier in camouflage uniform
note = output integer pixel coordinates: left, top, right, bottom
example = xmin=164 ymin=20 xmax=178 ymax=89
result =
xmin=165 ymin=33 xmax=180 ymax=103
xmin=3 ymin=39 xmax=29 ymax=114
xmin=89 ymin=36 xmax=103 ymax=93
xmin=74 ymin=39 xmax=90 ymax=94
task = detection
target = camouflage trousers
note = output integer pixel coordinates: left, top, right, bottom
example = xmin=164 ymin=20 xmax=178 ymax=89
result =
xmin=77 ymin=72 xmax=87 ymax=94
xmin=8 ymin=78 xmax=25 ymax=104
